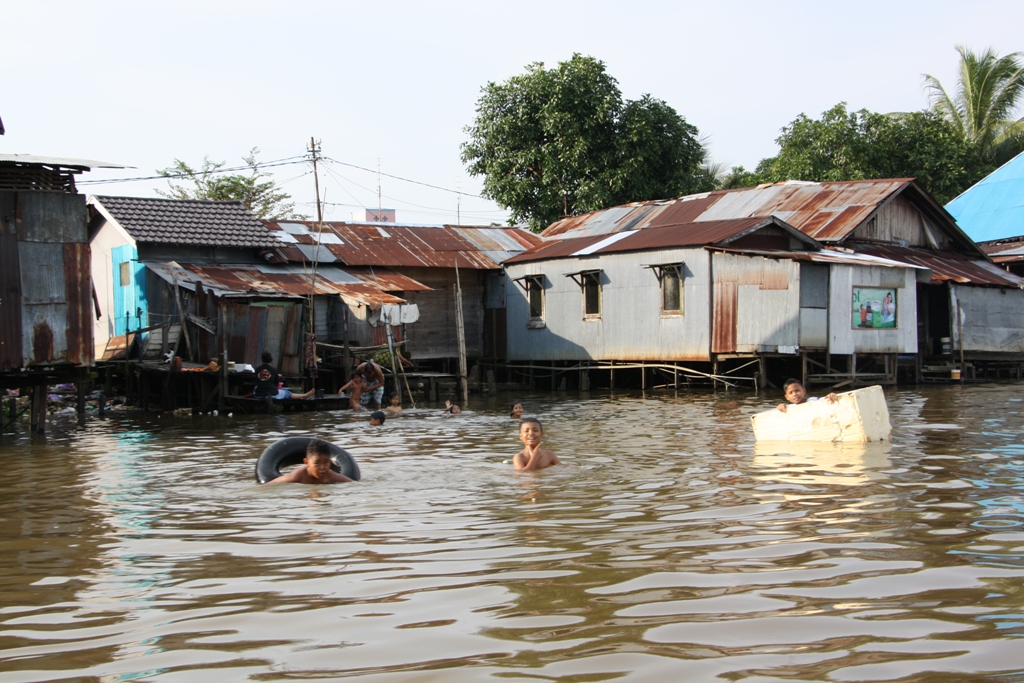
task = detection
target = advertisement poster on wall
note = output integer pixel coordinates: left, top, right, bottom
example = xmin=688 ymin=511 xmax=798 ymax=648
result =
xmin=852 ymin=288 xmax=896 ymax=329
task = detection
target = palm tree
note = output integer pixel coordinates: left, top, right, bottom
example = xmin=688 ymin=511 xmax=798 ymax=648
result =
xmin=924 ymin=45 xmax=1024 ymax=165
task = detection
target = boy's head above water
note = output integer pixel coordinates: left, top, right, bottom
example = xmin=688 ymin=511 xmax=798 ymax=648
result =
xmin=782 ymin=379 xmax=807 ymax=405
xmin=369 ymin=410 xmax=386 ymax=426
xmin=519 ymin=417 xmax=542 ymax=441
xmin=303 ymin=439 xmax=334 ymax=479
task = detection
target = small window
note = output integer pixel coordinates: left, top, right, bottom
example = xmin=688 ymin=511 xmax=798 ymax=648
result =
xmin=582 ymin=271 xmax=601 ymax=317
xmin=662 ymin=268 xmax=681 ymax=314
xmin=119 ymin=261 xmax=131 ymax=287
xmin=647 ymin=262 xmax=684 ymax=316
xmin=526 ymin=276 xmax=544 ymax=320
xmin=566 ymin=269 xmax=602 ymax=319
xmin=511 ymin=274 xmax=545 ymax=327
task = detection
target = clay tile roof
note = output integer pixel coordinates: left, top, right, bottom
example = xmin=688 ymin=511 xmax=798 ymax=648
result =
xmin=93 ymin=195 xmax=279 ymax=248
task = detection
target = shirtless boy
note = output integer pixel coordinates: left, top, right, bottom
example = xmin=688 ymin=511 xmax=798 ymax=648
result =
xmin=512 ymin=417 xmax=561 ymax=471
xmin=339 ymin=374 xmax=366 ymax=411
xmin=267 ymin=439 xmax=354 ymax=485
xmin=777 ymin=379 xmax=838 ymax=412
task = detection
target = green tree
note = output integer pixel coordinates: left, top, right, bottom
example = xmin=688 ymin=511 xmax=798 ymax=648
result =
xmin=755 ymin=103 xmax=989 ymax=204
xmin=461 ymin=54 xmax=708 ymax=231
xmin=157 ymin=147 xmax=302 ymax=220
xmin=924 ymin=45 xmax=1024 ymax=166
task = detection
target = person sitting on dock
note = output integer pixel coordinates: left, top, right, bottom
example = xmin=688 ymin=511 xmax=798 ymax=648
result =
xmin=253 ymin=352 xmax=281 ymax=398
xmin=274 ymin=384 xmax=317 ymax=400
xmin=513 ymin=417 xmax=561 ymax=471
xmin=339 ymin=374 xmax=366 ymax=411
xmin=354 ymin=359 xmax=386 ymax=410
xmin=777 ymin=379 xmax=838 ymax=412
xmin=384 ymin=392 xmax=402 ymax=415
xmin=267 ymin=438 xmax=354 ymax=485
xmin=253 ymin=352 xmax=316 ymax=399
xmin=369 ymin=410 xmax=386 ymax=426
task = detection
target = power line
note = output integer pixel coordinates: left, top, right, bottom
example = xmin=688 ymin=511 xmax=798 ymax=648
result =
xmin=78 ymin=156 xmax=310 ymax=185
xmin=322 ymin=156 xmax=485 ymax=199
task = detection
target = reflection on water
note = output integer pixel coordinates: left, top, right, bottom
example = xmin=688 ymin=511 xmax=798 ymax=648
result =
xmin=2 ymin=386 xmax=1024 ymax=681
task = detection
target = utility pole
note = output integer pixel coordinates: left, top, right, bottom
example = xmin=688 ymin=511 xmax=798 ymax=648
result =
xmin=306 ymin=137 xmax=323 ymax=390
xmin=309 ymin=137 xmax=323 ymax=223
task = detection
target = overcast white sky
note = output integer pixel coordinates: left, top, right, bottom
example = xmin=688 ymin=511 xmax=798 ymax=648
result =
xmin=3 ymin=0 xmax=1022 ymax=225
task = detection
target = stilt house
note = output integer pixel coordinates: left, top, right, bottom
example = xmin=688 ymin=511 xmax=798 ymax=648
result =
xmin=88 ymin=196 xmax=426 ymax=374
xmin=504 ymin=179 xmax=1024 ymax=386
xmin=261 ymin=219 xmax=542 ymax=366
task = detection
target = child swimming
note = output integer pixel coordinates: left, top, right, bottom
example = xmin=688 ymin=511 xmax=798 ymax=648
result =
xmin=777 ymin=379 xmax=838 ymax=412
xmin=267 ymin=438 xmax=355 ymax=485
xmin=512 ymin=417 xmax=561 ymax=471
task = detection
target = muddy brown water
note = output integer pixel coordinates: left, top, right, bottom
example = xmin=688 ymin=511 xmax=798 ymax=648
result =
xmin=1 ymin=385 xmax=1023 ymax=682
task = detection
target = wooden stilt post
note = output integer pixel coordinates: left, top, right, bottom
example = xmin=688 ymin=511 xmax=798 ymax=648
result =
xmin=31 ymin=385 xmax=46 ymax=434
xmin=610 ymin=361 xmax=615 ymax=391
xmin=957 ymin=300 xmax=965 ymax=384
xmin=219 ymin=308 xmax=227 ymax=413
xmin=454 ymin=264 xmax=469 ymax=407
xmin=77 ymin=381 xmax=86 ymax=427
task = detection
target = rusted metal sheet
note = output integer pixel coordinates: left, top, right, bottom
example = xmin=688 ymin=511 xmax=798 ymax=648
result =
xmin=63 ymin=242 xmax=92 ymax=365
xmin=509 ymin=217 xmax=815 ymax=264
xmin=284 ymin=303 xmax=303 ymax=371
xmin=0 ymin=231 xmax=22 ymax=369
xmin=144 ymin=262 xmax=427 ymax=307
xmin=540 ymin=179 xmax=915 ymax=245
xmin=264 ymin=221 xmax=538 ymax=269
xmin=19 ymin=192 xmax=87 ymax=243
xmin=263 ymin=305 xmax=287 ymax=371
xmin=20 ymin=241 xmax=65 ymax=305
xmin=220 ymin=301 xmax=249 ymax=364
xmin=712 ymin=281 xmax=737 ymax=353
xmin=856 ymin=244 xmax=1024 ymax=287
xmin=244 ymin=307 xmax=266 ymax=365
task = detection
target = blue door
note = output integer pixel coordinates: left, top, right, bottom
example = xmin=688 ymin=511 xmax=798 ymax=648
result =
xmin=111 ymin=244 xmax=148 ymax=335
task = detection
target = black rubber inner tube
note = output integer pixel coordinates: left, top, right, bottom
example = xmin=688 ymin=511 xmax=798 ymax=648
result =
xmin=255 ymin=437 xmax=361 ymax=484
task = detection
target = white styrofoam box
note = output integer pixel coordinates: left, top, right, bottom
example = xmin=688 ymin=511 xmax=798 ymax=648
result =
xmin=751 ymin=384 xmax=892 ymax=443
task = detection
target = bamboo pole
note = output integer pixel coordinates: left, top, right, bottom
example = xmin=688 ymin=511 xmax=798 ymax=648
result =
xmin=171 ymin=270 xmax=194 ymax=362
xmin=454 ymin=264 xmax=469 ymax=406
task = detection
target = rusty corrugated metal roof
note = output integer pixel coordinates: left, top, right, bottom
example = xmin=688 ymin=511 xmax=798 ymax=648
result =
xmin=507 ymin=217 xmax=816 ymax=264
xmin=854 ymin=244 xmax=1024 ymax=287
xmin=264 ymin=221 xmax=541 ymax=269
xmin=541 ymin=179 xmax=917 ymax=243
xmin=145 ymin=262 xmax=431 ymax=306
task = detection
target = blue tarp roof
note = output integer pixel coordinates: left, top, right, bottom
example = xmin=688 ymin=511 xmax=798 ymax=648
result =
xmin=946 ymin=151 xmax=1024 ymax=242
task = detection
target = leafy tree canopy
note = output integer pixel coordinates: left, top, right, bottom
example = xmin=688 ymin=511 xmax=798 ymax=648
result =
xmin=157 ymin=147 xmax=302 ymax=220
xmin=754 ymin=103 xmax=991 ymax=204
xmin=462 ymin=54 xmax=710 ymax=231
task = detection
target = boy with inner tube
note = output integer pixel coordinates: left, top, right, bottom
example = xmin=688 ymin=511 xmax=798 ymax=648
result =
xmin=268 ymin=438 xmax=355 ymax=485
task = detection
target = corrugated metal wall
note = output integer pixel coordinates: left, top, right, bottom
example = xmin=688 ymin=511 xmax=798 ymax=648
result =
xmin=951 ymin=284 xmax=1024 ymax=353
xmin=0 ymin=191 xmax=92 ymax=369
xmin=712 ymin=252 xmax=800 ymax=353
xmin=828 ymin=265 xmax=917 ymax=354
xmin=505 ymin=248 xmax=713 ymax=361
